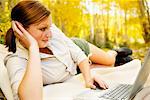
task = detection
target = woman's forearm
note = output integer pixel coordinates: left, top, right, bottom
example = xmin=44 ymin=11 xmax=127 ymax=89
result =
xmin=78 ymin=59 xmax=92 ymax=83
xmin=18 ymin=45 xmax=43 ymax=100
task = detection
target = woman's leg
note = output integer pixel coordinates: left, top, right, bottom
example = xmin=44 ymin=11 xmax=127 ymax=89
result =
xmin=88 ymin=43 xmax=117 ymax=66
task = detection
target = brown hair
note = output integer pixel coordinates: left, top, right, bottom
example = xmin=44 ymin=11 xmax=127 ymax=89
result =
xmin=5 ymin=0 xmax=50 ymax=53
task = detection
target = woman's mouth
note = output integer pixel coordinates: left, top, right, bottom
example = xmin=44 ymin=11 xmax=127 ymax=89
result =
xmin=42 ymin=39 xmax=48 ymax=42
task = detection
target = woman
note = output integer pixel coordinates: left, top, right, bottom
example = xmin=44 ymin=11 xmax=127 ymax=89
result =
xmin=4 ymin=1 xmax=115 ymax=100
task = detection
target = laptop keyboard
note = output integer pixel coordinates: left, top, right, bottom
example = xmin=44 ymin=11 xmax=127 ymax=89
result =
xmin=99 ymin=84 xmax=132 ymax=100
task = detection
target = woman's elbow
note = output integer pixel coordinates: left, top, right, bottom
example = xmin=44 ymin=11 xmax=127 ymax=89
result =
xmin=18 ymin=86 xmax=33 ymax=100
xmin=18 ymin=85 xmax=42 ymax=100
xmin=18 ymin=86 xmax=25 ymax=100
xmin=18 ymin=85 xmax=30 ymax=100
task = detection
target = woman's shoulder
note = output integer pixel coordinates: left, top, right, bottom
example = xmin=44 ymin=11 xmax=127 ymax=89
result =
xmin=4 ymin=53 xmax=27 ymax=67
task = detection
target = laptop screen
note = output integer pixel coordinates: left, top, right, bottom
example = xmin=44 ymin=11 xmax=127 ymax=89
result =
xmin=129 ymin=48 xmax=150 ymax=98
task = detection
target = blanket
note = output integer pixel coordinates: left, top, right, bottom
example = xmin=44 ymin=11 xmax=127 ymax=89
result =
xmin=43 ymin=59 xmax=150 ymax=100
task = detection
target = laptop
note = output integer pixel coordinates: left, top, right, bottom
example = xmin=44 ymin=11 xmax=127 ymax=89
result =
xmin=74 ymin=48 xmax=150 ymax=100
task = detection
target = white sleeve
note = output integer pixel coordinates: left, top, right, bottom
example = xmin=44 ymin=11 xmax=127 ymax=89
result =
xmin=4 ymin=54 xmax=27 ymax=100
xmin=51 ymin=24 xmax=87 ymax=65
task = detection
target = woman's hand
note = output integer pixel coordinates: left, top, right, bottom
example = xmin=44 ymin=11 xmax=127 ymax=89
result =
xmin=12 ymin=21 xmax=38 ymax=49
xmin=85 ymin=75 xmax=108 ymax=90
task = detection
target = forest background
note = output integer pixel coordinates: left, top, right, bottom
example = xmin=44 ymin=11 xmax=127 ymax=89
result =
xmin=0 ymin=0 xmax=149 ymax=61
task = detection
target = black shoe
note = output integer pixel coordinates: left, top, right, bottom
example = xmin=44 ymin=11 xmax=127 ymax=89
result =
xmin=114 ymin=47 xmax=132 ymax=57
xmin=115 ymin=56 xmax=133 ymax=66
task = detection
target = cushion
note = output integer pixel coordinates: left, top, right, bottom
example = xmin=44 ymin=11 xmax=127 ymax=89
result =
xmin=0 ymin=44 xmax=14 ymax=100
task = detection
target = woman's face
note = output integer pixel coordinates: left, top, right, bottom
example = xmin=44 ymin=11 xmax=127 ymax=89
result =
xmin=26 ymin=16 xmax=52 ymax=48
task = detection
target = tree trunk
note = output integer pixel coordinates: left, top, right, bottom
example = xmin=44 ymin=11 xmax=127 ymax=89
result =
xmin=144 ymin=0 xmax=150 ymax=24
xmin=89 ymin=0 xmax=95 ymax=42
xmin=123 ymin=9 xmax=128 ymax=45
xmin=114 ymin=4 xmax=119 ymax=48
xmin=104 ymin=6 xmax=109 ymax=47
xmin=105 ymin=3 xmax=109 ymax=42
xmin=138 ymin=0 xmax=150 ymax=43
xmin=90 ymin=14 xmax=95 ymax=42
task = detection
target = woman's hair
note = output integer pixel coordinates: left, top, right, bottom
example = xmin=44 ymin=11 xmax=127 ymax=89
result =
xmin=5 ymin=0 xmax=50 ymax=53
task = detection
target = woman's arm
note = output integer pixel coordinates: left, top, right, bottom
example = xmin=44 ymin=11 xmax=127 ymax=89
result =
xmin=78 ymin=59 xmax=108 ymax=89
xmin=12 ymin=21 xmax=43 ymax=100
xmin=78 ymin=59 xmax=93 ymax=88
xmin=18 ymin=45 xmax=42 ymax=100
xmin=51 ymin=24 xmax=108 ymax=89
xmin=89 ymin=43 xmax=117 ymax=66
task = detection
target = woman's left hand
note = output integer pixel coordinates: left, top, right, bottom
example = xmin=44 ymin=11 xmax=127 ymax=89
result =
xmin=85 ymin=75 xmax=108 ymax=90
xmin=12 ymin=21 xmax=38 ymax=49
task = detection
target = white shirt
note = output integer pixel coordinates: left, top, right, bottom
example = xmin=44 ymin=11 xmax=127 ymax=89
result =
xmin=4 ymin=24 xmax=87 ymax=100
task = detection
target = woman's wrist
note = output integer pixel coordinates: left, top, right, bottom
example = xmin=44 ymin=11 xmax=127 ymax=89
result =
xmin=29 ymin=43 xmax=39 ymax=50
xmin=85 ymin=77 xmax=93 ymax=84
xmin=85 ymin=78 xmax=93 ymax=83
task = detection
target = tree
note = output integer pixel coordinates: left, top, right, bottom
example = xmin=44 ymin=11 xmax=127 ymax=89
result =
xmin=138 ymin=0 xmax=150 ymax=44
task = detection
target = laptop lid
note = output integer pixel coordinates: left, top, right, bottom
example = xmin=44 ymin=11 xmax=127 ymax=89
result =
xmin=129 ymin=48 xmax=150 ymax=98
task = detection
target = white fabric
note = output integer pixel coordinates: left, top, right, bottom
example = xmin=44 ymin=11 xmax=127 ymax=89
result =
xmin=0 ymin=44 xmax=14 ymax=100
xmin=43 ymin=59 xmax=144 ymax=100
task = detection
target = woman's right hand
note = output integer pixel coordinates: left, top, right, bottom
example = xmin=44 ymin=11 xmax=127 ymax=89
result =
xmin=12 ymin=21 xmax=38 ymax=49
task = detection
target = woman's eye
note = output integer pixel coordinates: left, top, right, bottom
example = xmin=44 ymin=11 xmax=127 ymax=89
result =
xmin=40 ymin=28 xmax=46 ymax=31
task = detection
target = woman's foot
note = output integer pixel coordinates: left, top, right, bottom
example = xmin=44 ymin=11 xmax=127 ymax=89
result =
xmin=114 ymin=47 xmax=133 ymax=66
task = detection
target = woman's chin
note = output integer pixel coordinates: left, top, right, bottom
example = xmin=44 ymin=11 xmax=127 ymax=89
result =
xmin=39 ymin=42 xmax=48 ymax=48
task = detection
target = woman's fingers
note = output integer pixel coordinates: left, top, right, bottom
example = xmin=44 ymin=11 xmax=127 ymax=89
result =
xmin=97 ymin=81 xmax=106 ymax=89
xmin=12 ymin=21 xmax=23 ymax=36
xmin=98 ymin=79 xmax=109 ymax=89
xmin=85 ymin=77 xmax=108 ymax=90
xmin=99 ymin=80 xmax=108 ymax=89
xmin=94 ymin=76 xmax=109 ymax=90
xmin=89 ymin=84 xmax=96 ymax=90
xmin=12 ymin=21 xmax=28 ymax=44
xmin=15 ymin=21 xmax=31 ymax=39
xmin=12 ymin=21 xmax=28 ymax=41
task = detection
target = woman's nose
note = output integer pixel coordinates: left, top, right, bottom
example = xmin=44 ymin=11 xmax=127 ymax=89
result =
xmin=45 ymin=30 xmax=52 ymax=38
